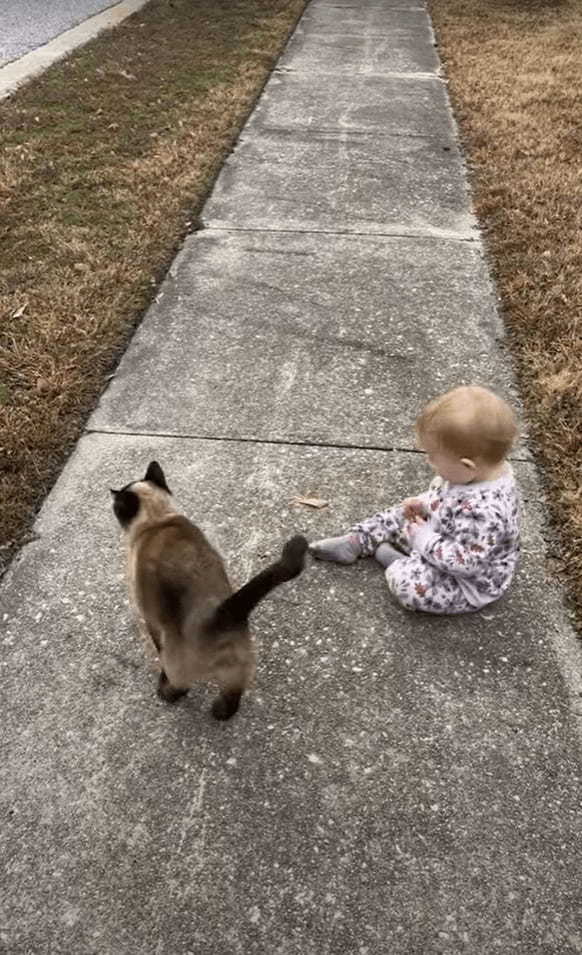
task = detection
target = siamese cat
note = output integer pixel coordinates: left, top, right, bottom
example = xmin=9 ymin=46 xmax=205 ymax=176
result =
xmin=111 ymin=461 xmax=307 ymax=720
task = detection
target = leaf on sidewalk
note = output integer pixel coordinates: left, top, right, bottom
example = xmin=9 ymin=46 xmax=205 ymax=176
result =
xmin=289 ymin=495 xmax=329 ymax=509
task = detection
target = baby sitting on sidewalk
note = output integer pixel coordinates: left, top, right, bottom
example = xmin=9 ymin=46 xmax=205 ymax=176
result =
xmin=310 ymin=385 xmax=521 ymax=614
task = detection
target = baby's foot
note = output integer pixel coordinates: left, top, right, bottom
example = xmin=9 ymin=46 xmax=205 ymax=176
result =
xmin=374 ymin=543 xmax=403 ymax=569
xmin=309 ymin=534 xmax=361 ymax=564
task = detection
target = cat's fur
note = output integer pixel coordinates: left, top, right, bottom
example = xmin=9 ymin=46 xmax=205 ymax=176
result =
xmin=111 ymin=461 xmax=307 ymax=720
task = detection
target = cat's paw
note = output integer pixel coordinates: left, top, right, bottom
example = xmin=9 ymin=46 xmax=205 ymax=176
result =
xmin=211 ymin=692 xmax=241 ymax=721
xmin=157 ymin=672 xmax=188 ymax=704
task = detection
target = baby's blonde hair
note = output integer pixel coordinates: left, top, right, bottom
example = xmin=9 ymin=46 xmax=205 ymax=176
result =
xmin=415 ymin=385 xmax=517 ymax=465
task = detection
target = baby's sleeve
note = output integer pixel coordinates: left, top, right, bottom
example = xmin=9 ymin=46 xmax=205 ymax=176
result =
xmin=415 ymin=476 xmax=443 ymax=512
xmin=410 ymin=497 xmax=502 ymax=578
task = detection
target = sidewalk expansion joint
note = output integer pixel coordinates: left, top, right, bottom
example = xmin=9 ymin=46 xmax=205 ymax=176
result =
xmin=201 ymin=224 xmax=479 ymax=244
xmin=85 ymin=427 xmax=533 ymax=464
xmin=275 ymin=69 xmax=444 ymax=82
xmin=245 ymin=125 xmax=458 ymax=145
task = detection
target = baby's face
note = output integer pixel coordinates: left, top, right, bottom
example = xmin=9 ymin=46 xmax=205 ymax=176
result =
xmin=421 ymin=437 xmax=475 ymax=484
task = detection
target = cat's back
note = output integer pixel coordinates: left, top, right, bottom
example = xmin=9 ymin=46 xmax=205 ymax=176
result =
xmin=134 ymin=513 xmax=232 ymax=612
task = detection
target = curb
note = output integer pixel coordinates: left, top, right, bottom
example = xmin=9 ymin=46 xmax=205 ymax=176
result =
xmin=0 ymin=0 xmax=150 ymax=100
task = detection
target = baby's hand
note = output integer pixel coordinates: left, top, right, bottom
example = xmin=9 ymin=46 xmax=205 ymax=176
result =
xmin=407 ymin=513 xmax=428 ymax=545
xmin=401 ymin=497 xmax=427 ymax=520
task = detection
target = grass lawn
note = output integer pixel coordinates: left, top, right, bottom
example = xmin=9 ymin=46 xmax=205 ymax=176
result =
xmin=429 ymin=0 xmax=582 ymax=625
xmin=0 ymin=0 xmax=307 ymax=574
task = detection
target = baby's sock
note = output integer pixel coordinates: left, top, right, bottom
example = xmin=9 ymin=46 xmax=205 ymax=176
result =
xmin=374 ymin=543 xmax=403 ymax=569
xmin=309 ymin=533 xmax=362 ymax=564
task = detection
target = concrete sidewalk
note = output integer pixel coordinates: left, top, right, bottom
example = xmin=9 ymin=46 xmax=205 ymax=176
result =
xmin=2 ymin=0 xmax=582 ymax=952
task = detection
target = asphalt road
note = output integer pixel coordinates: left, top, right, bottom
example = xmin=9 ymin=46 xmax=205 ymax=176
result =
xmin=0 ymin=0 xmax=119 ymax=65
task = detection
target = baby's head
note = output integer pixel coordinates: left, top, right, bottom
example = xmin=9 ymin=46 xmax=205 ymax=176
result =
xmin=415 ymin=385 xmax=517 ymax=484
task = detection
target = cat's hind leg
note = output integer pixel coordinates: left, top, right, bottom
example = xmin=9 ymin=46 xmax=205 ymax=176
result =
xmin=211 ymin=650 xmax=253 ymax=720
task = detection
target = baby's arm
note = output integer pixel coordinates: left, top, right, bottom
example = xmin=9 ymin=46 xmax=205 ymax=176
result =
xmin=409 ymin=506 xmax=500 ymax=579
xmin=400 ymin=478 xmax=440 ymax=519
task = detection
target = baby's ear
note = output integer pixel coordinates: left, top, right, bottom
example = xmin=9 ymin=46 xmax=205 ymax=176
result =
xmin=460 ymin=457 xmax=477 ymax=471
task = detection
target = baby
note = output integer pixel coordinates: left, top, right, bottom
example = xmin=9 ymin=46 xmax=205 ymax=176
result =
xmin=310 ymin=385 xmax=521 ymax=614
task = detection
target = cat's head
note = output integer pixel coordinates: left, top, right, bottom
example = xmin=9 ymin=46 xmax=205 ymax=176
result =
xmin=110 ymin=461 xmax=172 ymax=529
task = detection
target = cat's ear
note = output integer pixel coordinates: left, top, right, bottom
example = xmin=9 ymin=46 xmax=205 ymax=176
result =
xmin=144 ymin=461 xmax=171 ymax=494
xmin=112 ymin=487 xmax=140 ymax=527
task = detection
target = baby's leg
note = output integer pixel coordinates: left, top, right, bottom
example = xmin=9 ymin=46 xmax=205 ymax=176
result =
xmin=309 ymin=533 xmax=362 ymax=564
xmin=310 ymin=505 xmax=409 ymax=565
xmin=385 ymin=553 xmax=476 ymax=615
xmin=352 ymin=506 xmax=409 ymax=557
xmin=374 ymin=542 xmax=405 ymax=569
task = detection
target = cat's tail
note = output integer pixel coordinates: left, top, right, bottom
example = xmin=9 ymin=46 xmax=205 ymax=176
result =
xmin=207 ymin=535 xmax=308 ymax=632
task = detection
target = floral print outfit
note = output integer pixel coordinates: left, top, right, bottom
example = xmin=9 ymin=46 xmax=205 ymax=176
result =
xmin=352 ymin=467 xmax=520 ymax=614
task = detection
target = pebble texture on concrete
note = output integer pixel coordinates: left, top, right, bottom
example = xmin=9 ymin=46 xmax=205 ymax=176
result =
xmin=90 ymin=230 xmax=522 ymax=451
xmin=2 ymin=436 xmax=581 ymax=953
xmin=2 ymin=1 xmax=582 ymax=952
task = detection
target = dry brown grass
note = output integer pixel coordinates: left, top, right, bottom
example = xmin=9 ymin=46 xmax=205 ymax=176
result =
xmin=429 ymin=0 xmax=582 ymax=622
xmin=0 ymin=0 xmax=307 ymax=572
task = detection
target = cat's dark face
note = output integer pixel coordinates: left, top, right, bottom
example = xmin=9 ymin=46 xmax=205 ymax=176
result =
xmin=111 ymin=461 xmax=171 ymax=528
